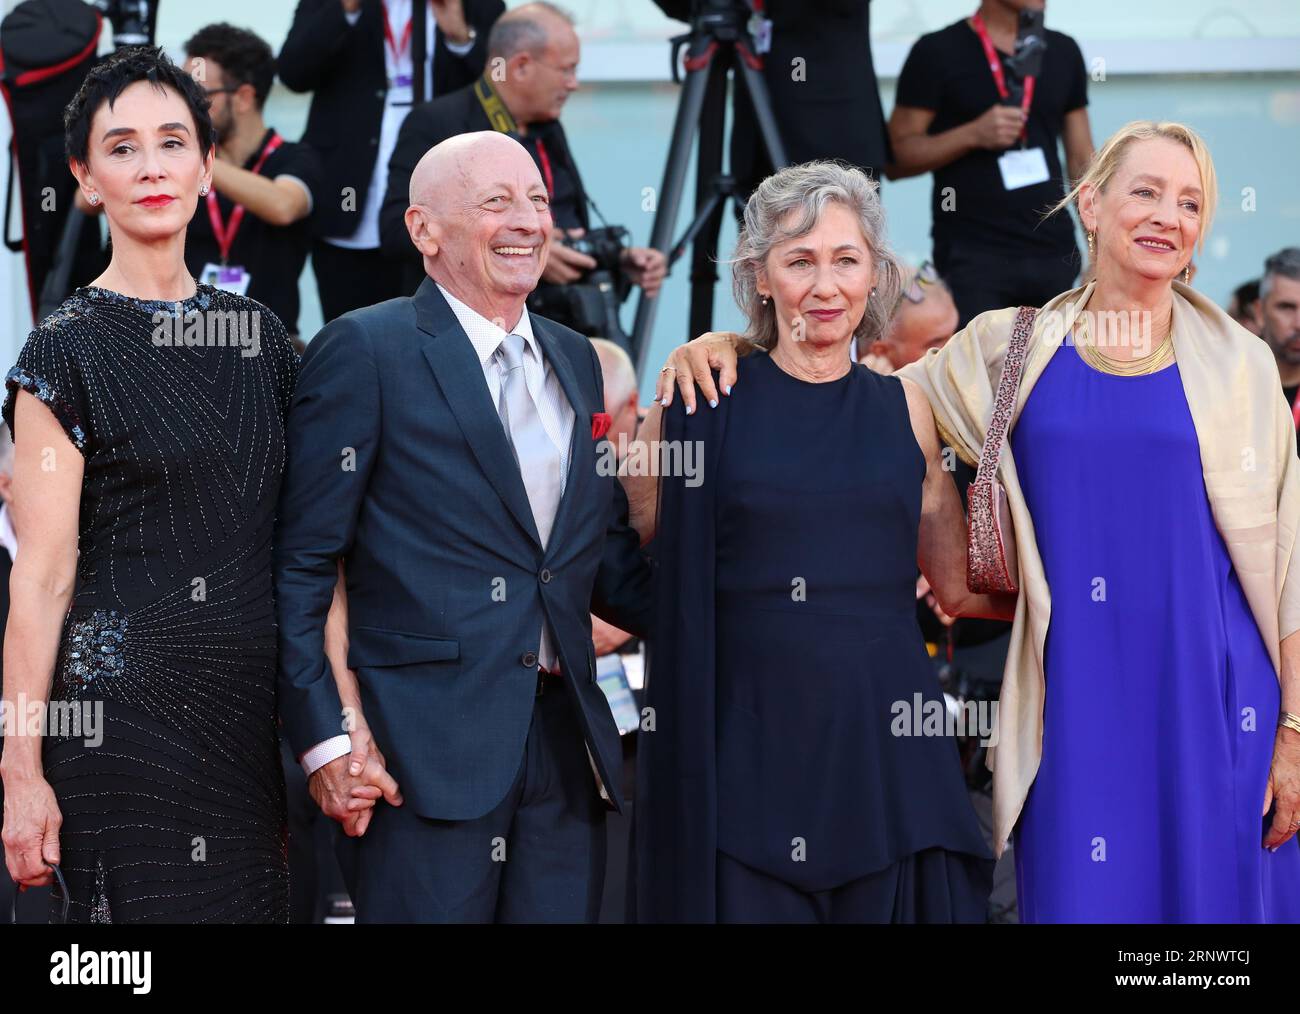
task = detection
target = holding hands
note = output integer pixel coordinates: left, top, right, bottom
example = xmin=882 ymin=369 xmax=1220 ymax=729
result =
xmin=308 ymin=719 xmax=402 ymax=838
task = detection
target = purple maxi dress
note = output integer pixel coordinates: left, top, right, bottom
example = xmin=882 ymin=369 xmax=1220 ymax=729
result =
xmin=1009 ymin=340 xmax=1300 ymax=922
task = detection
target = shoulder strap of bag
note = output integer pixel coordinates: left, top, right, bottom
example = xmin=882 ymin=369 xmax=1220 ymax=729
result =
xmin=973 ymin=305 xmax=1038 ymax=485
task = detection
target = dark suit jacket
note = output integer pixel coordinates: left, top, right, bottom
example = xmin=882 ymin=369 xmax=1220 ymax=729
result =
xmin=277 ymin=0 xmax=504 ymax=237
xmin=274 ymin=279 xmax=651 ymax=821
xmin=378 ymin=82 xmax=590 ymax=292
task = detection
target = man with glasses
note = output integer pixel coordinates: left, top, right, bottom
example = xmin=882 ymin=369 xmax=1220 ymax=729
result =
xmin=182 ymin=24 xmax=324 ymax=344
xmin=379 ymin=3 xmax=667 ymax=304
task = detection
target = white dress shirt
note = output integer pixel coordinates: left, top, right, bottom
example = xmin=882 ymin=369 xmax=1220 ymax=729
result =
xmin=327 ymin=1 xmax=475 ymax=249
xmin=438 ymin=283 xmax=576 ymax=488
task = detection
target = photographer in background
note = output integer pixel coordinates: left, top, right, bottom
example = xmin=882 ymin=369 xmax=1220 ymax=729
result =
xmin=887 ymin=0 xmax=1093 ymax=326
xmin=182 ymin=24 xmax=322 ymax=342
xmin=278 ymin=0 xmax=504 ymax=322
xmin=380 ymin=2 xmax=666 ymax=337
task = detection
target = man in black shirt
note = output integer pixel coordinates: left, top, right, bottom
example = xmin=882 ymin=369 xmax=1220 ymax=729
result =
xmin=888 ymin=0 xmax=1094 ymax=326
xmin=183 ymin=24 xmax=323 ymax=341
xmin=1256 ymin=248 xmax=1300 ymax=443
xmin=380 ymin=3 xmax=666 ymax=309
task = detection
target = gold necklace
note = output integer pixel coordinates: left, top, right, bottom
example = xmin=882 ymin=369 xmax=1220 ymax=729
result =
xmin=1075 ymin=313 xmax=1175 ymax=377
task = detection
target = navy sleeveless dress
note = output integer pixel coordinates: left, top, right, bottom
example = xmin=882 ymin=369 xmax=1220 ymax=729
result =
xmin=639 ymin=351 xmax=992 ymax=923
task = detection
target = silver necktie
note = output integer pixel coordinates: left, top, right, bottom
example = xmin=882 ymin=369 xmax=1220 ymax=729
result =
xmin=494 ymin=333 xmax=562 ymax=669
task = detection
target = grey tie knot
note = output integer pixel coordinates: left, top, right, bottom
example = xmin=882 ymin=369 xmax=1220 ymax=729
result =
xmin=495 ymin=333 xmax=528 ymax=374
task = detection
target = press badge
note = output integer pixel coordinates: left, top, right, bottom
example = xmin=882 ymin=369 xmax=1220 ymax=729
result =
xmin=750 ymin=12 xmax=773 ymax=54
xmin=998 ymin=147 xmax=1050 ymax=191
xmin=201 ymin=262 xmax=251 ymax=297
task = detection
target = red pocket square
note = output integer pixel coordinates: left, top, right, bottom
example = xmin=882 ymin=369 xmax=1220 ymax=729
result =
xmin=591 ymin=412 xmax=612 ymax=440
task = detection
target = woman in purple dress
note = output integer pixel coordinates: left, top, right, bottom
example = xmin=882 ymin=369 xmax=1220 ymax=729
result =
xmin=907 ymin=122 xmax=1300 ymax=922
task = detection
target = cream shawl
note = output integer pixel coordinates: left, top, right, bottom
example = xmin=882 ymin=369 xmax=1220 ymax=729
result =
xmin=897 ymin=280 xmax=1300 ymax=857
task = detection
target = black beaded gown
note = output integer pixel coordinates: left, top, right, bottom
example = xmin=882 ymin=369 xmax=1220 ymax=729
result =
xmin=2 ymin=283 xmax=297 ymax=923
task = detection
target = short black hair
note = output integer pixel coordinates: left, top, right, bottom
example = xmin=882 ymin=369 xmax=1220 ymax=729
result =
xmin=64 ymin=46 xmax=214 ymax=166
xmin=184 ymin=23 xmax=276 ymax=110
xmin=1233 ymin=279 xmax=1260 ymax=308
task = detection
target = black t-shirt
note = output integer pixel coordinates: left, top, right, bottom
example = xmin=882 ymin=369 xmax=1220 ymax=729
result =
xmin=185 ymin=128 xmax=323 ymax=336
xmin=895 ymin=19 xmax=1087 ymax=257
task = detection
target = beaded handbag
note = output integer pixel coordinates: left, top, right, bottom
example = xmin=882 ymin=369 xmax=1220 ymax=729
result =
xmin=966 ymin=305 xmax=1037 ymax=595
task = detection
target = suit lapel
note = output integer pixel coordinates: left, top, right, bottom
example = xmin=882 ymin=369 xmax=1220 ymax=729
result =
xmin=533 ymin=319 xmax=593 ymax=550
xmin=415 ymin=280 xmax=542 ymax=547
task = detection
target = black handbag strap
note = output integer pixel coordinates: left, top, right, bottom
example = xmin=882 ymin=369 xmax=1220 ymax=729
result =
xmin=8 ymin=861 xmax=70 ymax=924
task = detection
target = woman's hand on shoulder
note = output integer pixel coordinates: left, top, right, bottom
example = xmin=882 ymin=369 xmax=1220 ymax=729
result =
xmin=654 ymin=331 xmax=750 ymax=414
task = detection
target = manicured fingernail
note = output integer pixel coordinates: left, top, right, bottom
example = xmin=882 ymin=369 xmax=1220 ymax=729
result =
xmin=724 ymin=384 xmax=732 ymax=395
xmin=660 ymin=397 xmax=670 ymax=406
xmin=709 ymin=399 xmax=718 ymax=408
xmin=350 ymin=762 xmax=361 ymax=775
xmin=686 ymin=404 xmax=695 ymax=415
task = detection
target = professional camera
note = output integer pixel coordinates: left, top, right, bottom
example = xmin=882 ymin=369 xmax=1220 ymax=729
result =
xmin=90 ymin=0 xmax=155 ymax=46
xmin=527 ymin=225 xmax=634 ymax=348
xmin=565 ymin=225 xmax=630 ymax=275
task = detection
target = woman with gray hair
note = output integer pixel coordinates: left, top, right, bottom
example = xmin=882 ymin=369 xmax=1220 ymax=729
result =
xmin=625 ymin=161 xmax=1003 ymax=923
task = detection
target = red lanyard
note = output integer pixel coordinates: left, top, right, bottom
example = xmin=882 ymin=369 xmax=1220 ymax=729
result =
xmin=971 ymin=12 xmax=1034 ymax=136
xmin=535 ymin=138 xmax=555 ymax=199
xmin=1291 ymin=386 xmax=1300 ymax=430
xmin=382 ymin=0 xmax=415 ymax=67
xmin=206 ymin=133 xmax=283 ymax=264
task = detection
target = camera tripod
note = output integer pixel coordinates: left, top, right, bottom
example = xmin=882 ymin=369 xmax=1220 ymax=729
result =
xmin=629 ymin=0 xmax=787 ymax=375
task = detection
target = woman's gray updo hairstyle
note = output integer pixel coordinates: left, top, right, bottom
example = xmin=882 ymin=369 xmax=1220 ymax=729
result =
xmin=731 ymin=160 xmax=903 ymax=351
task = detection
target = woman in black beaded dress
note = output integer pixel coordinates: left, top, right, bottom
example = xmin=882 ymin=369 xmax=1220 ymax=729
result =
xmin=0 ymin=48 xmax=294 ymax=922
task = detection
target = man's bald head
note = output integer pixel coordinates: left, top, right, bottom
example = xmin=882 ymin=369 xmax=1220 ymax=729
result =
xmin=403 ymin=131 xmax=553 ymax=325
xmin=409 ymin=131 xmax=538 ymax=208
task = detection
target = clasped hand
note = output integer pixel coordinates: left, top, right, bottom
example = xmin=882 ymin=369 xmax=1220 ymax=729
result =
xmin=307 ymin=724 xmax=402 ymax=838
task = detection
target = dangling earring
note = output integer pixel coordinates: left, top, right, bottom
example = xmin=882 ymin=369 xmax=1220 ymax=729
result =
xmin=760 ymin=294 xmax=769 ymax=306
xmin=87 ymin=192 xmax=100 ymax=205
xmin=1086 ymin=230 xmax=1096 ymax=261
xmin=1181 ymin=264 xmax=1191 ymax=285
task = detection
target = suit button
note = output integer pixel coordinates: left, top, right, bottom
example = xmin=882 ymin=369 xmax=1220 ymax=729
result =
xmin=540 ymin=568 xmax=552 ymax=584
xmin=521 ymin=651 xmax=538 ymax=668
xmin=369 ymin=137 xmax=378 ymax=146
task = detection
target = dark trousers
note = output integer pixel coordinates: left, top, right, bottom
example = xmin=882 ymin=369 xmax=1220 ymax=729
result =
xmin=311 ymin=241 xmax=412 ymax=324
xmin=348 ymin=685 xmax=607 ymax=923
xmin=936 ymin=239 xmax=1080 ymax=328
